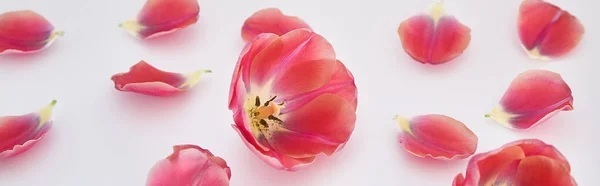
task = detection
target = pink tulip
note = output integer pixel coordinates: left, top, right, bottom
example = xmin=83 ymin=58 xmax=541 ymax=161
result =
xmin=228 ymin=29 xmax=357 ymax=171
xmin=120 ymin=0 xmax=199 ymax=39
xmin=0 ymin=10 xmax=63 ymax=54
xmin=111 ymin=61 xmax=211 ymax=97
xmin=147 ymin=145 xmax=231 ymax=186
xmin=486 ymin=70 xmax=573 ymax=130
xmin=453 ymin=139 xmax=577 ymax=186
xmin=0 ymin=100 xmax=56 ymax=158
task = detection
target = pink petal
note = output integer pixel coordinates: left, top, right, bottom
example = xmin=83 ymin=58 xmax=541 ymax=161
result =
xmin=518 ymin=0 xmax=584 ymax=59
xmin=452 ymin=174 xmax=465 ymax=186
xmin=280 ymin=60 xmax=357 ymax=113
xmin=249 ymin=29 xmax=336 ymax=97
xmin=231 ymin=116 xmax=316 ymax=171
xmin=274 ymin=94 xmax=356 ymax=157
xmin=397 ymin=2 xmax=471 ymax=65
xmin=120 ymin=0 xmax=199 ymax=39
xmin=0 ymin=10 xmax=63 ymax=54
xmin=241 ymin=8 xmax=311 ymax=42
xmin=111 ymin=61 xmax=210 ymax=97
xmin=229 ymin=34 xmax=280 ymax=110
xmin=513 ymin=156 xmax=577 ymax=186
xmin=487 ymin=70 xmax=573 ymax=129
xmin=455 ymin=139 xmax=576 ymax=186
xmin=146 ymin=145 xmax=230 ymax=186
xmin=394 ymin=114 xmax=478 ymax=160
xmin=0 ymin=100 xmax=56 ymax=159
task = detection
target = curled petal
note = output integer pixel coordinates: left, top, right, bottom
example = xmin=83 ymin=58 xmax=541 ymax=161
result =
xmin=486 ymin=70 xmax=573 ymax=129
xmin=241 ymin=8 xmax=311 ymax=42
xmin=518 ymin=0 xmax=584 ymax=59
xmin=394 ymin=114 xmax=477 ymax=160
xmin=454 ymin=139 xmax=576 ymax=186
xmin=514 ymin=156 xmax=577 ymax=186
xmin=0 ymin=10 xmax=63 ymax=54
xmin=0 ymin=100 xmax=56 ymax=158
xmin=111 ymin=61 xmax=210 ymax=96
xmin=147 ymin=145 xmax=231 ymax=186
xmin=120 ymin=0 xmax=199 ymax=39
xmin=397 ymin=2 xmax=471 ymax=64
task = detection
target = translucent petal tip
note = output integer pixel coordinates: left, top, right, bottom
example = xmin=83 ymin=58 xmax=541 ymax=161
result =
xmin=54 ymin=31 xmax=65 ymax=36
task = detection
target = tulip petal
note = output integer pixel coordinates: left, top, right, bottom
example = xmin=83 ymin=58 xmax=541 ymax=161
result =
xmin=0 ymin=10 xmax=63 ymax=54
xmin=271 ymin=94 xmax=355 ymax=158
xmin=452 ymin=174 xmax=465 ymax=186
xmin=0 ymin=100 xmax=56 ymax=158
xmin=513 ymin=156 xmax=577 ymax=186
xmin=120 ymin=0 xmax=199 ymax=39
xmin=249 ymin=29 xmax=336 ymax=97
xmin=518 ymin=0 xmax=584 ymax=59
xmin=241 ymin=8 xmax=311 ymax=42
xmin=487 ymin=70 xmax=573 ymax=129
xmin=394 ymin=114 xmax=477 ymax=160
xmin=231 ymin=111 xmax=317 ymax=171
xmin=397 ymin=2 xmax=471 ymax=65
xmin=146 ymin=145 xmax=231 ymax=186
xmin=229 ymin=34 xmax=279 ymax=110
xmin=280 ymin=60 xmax=357 ymax=113
xmin=455 ymin=139 xmax=576 ymax=186
xmin=111 ymin=61 xmax=210 ymax=97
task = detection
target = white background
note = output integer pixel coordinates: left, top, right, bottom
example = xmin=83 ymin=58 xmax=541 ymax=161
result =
xmin=0 ymin=0 xmax=597 ymax=185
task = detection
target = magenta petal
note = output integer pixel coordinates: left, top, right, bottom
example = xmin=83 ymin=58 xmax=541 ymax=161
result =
xmin=111 ymin=61 xmax=211 ymax=97
xmin=0 ymin=100 xmax=56 ymax=159
xmin=146 ymin=145 xmax=230 ymax=186
xmin=487 ymin=70 xmax=573 ymax=129
xmin=395 ymin=114 xmax=478 ymax=160
xmin=241 ymin=8 xmax=311 ymax=42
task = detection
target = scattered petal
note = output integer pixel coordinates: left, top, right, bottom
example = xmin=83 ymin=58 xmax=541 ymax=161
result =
xmin=486 ymin=70 xmax=573 ymax=129
xmin=120 ymin=0 xmax=199 ymax=39
xmin=241 ymin=8 xmax=311 ymax=42
xmin=453 ymin=139 xmax=576 ymax=186
xmin=518 ymin=0 xmax=584 ymax=59
xmin=0 ymin=10 xmax=63 ymax=54
xmin=394 ymin=114 xmax=477 ymax=160
xmin=228 ymin=29 xmax=357 ymax=170
xmin=147 ymin=145 xmax=231 ymax=186
xmin=0 ymin=100 xmax=56 ymax=158
xmin=397 ymin=2 xmax=471 ymax=64
xmin=111 ymin=61 xmax=210 ymax=96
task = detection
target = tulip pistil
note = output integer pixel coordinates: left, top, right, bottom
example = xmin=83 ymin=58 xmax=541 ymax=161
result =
xmin=246 ymin=95 xmax=285 ymax=140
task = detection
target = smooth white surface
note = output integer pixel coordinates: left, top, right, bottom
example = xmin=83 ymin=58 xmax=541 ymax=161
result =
xmin=0 ymin=0 xmax=597 ymax=185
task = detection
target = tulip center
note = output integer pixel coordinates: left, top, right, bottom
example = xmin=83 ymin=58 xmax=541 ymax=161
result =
xmin=244 ymin=95 xmax=285 ymax=141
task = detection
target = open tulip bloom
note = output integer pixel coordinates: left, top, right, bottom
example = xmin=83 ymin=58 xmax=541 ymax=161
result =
xmin=228 ymin=29 xmax=357 ymax=171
